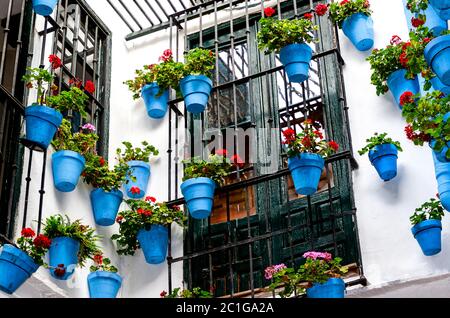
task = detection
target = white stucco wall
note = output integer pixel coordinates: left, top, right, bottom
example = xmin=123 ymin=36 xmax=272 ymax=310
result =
xmin=5 ymin=0 xmax=450 ymax=298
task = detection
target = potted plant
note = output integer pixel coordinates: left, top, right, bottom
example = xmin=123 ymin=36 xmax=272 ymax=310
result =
xmin=410 ymin=198 xmax=444 ymax=256
xmin=124 ymin=49 xmax=184 ymax=119
xmin=407 ymin=0 xmax=447 ymax=36
xmin=299 ymin=252 xmax=348 ymax=298
xmin=160 ymin=287 xmax=213 ymax=298
xmin=50 ymin=119 xmax=98 ymax=192
xmin=32 ymin=0 xmax=58 ymax=16
xmin=433 ymin=154 xmax=450 ymax=212
xmin=116 ymin=141 xmax=159 ymax=199
xmin=429 ymin=0 xmax=450 ymax=20
xmin=181 ymin=154 xmax=232 ymax=219
xmin=323 ymin=0 xmax=374 ymax=51
xmin=282 ymin=120 xmax=339 ymax=196
xmin=21 ymin=55 xmax=64 ymax=149
xmin=0 ymin=228 xmax=51 ymax=294
xmin=42 ymin=214 xmax=101 ymax=280
xmin=257 ymin=7 xmax=317 ymax=83
xmin=87 ymin=253 xmax=122 ymax=298
xmin=401 ymin=90 xmax=450 ymax=162
xmin=179 ymin=48 xmax=215 ymax=114
xmin=358 ymin=132 xmax=403 ymax=181
xmin=367 ymin=35 xmax=421 ymax=108
xmin=111 ymin=198 xmax=185 ymax=265
xmin=266 ymin=252 xmax=348 ymax=298
xmin=82 ymin=154 xmax=130 ymax=226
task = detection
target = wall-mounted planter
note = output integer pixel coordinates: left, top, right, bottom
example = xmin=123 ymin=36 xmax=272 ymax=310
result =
xmin=425 ymin=34 xmax=450 ymax=86
xmin=431 ymin=76 xmax=450 ymax=96
xmin=429 ymin=113 xmax=450 ymax=163
xmin=341 ymin=13 xmax=374 ymax=51
xmin=422 ymin=5 xmax=448 ymax=36
xmin=48 ymin=237 xmax=80 ymax=280
xmin=32 ymin=0 xmax=58 ymax=16
xmin=137 ymin=225 xmax=168 ymax=264
xmin=288 ymin=153 xmax=324 ymax=196
xmin=411 ymin=219 xmax=442 ymax=256
xmin=124 ymin=161 xmax=150 ymax=199
xmin=430 ymin=0 xmax=450 ymax=20
xmin=368 ymin=143 xmax=398 ymax=182
xmin=180 ymin=75 xmax=213 ymax=114
xmin=279 ymin=43 xmax=313 ymax=83
xmin=0 ymin=244 xmax=39 ymax=294
xmin=24 ymin=105 xmax=63 ymax=150
xmin=433 ymin=152 xmax=450 ymax=211
xmin=306 ymin=278 xmax=345 ymax=298
xmin=52 ymin=150 xmax=85 ymax=192
xmin=87 ymin=271 xmax=122 ymax=298
xmin=386 ymin=69 xmax=420 ymax=108
xmin=90 ymin=188 xmax=123 ymax=226
xmin=180 ymin=177 xmax=216 ymax=219
xmin=141 ymin=82 xmax=169 ymax=119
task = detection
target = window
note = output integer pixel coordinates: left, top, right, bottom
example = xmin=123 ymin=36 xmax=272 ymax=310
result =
xmin=173 ymin=0 xmax=362 ymax=297
xmin=50 ymin=0 xmax=111 ymax=156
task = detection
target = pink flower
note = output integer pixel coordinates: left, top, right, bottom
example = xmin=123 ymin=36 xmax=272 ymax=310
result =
xmin=159 ymin=49 xmax=173 ymax=62
xmin=81 ymin=123 xmax=96 ymax=132
xmin=302 ymin=251 xmax=333 ymax=261
xmin=390 ymin=35 xmax=402 ymax=45
xmin=264 ymin=264 xmax=287 ymax=280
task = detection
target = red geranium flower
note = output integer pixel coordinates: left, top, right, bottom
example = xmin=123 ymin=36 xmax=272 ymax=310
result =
xmin=116 ymin=215 xmax=124 ymax=223
xmin=69 ymin=77 xmax=82 ymax=88
xmin=301 ymin=136 xmax=312 ymax=148
xmin=94 ymin=254 xmax=103 ymax=265
xmin=315 ymin=3 xmax=328 ymax=16
xmin=363 ymin=0 xmax=370 ymax=8
xmin=21 ymin=228 xmax=35 ymax=238
xmin=399 ymin=52 xmax=408 ymax=67
xmin=264 ymin=7 xmax=276 ymax=17
xmin=216 ymin=149 xmax=228 ymax=157
xmin=411 ymin=17 xmax=425 ymax=27
xmin=399 ymin=91 xmax=414 ymax=106
xmin=49 ymin=54 xmax=62 ymax=69
xmin=304 ymin=119 xmax=314 ymax=125
xmin=160 ymin=291 xmax=167 ymax=298
xmin=231 ymin=154 xmax=245 ymax=169
xmin=145 ymin=196 xmax=157 ymax=203
xmin=405 ymin=125 xmax=414 ymax=140
xmin=304 ymin=13 xmax=313 ymax=20
xmin=99 ymin=157 xmax=105 ymax=166
xmin=313 ymin=130 xmax=323 ymax=140
xmin=85 ymin=80 xmax=95 ymax=94
xmin=54 ymin=264 xmax=66 ymax=277
xmin=172 ymin=205 xmax=180 ymax=211
xmin=159 ymin=49 xmax=173 ymax=62
xmin=33 ymin=234 xmax=52 ymax=249
xmin=282 ymin=128 xmax=296 ymax=144
xmin=340 ymin=0 xmax=350 ymax=5
xmin=390 ymin=35 xmax=402 ymax=45
xmin=423 ymin=37 xmax=431 ymax=44
xmin=137 ymin=208 xmax=145 ymax=215
xmin=130 ymin=187 xmax=141 ymax=195
xmin=329 ymin=140 xmax=339 ymax=152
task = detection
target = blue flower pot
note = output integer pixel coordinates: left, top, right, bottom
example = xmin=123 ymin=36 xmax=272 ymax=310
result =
xmin=386 ymin=69 xmax=420 ymax=108
xmin=422 ymin=5 xmax=448 ymax=36
xmin=141 ymin=82 xmax=169 ymax=119
xmin=48 ymin=237 xmax=80 ymax=280
xmin=341 ymin=13 xmax=374 ymax=51
xmin=87 ymin=271 xmax=122 ymax=298
xmin=433 ymin=151 xmax=450 ymax=211
xmin=430 ymin=139 xmax=450 ymax=163
xmin=180 ymin=75 xmax=213 ymax=114
xmin=288 ymin=153 xmax=325 ymax=196
xmin=0 ymin=245 xmax=39 ymax=294
xmin=52 ymin=150 xmax=85 ymax=192
xmin=431 ymin=76 xmax=450 ymax=96
xmin=90 ymin=188 xmax=123 ymax=226
xmin=368 ymin=144 xmax=399 ymax=182
xmin=32 ymin=0 xmax=58 ymax=16
xmin=306 ymin=278 xmax=345 ymax=298
xmin=125 ymin=160 xmax=150 ymax=199
xmin=279 ymin=43 xmax=313 ymax=83
xmin=425 ymin=34 xmax=450 ymax=86
xmin=24 ymin=105 xmax=63 ymax=150
xmin=180 ymin=177 xmax=216 ymax=219
xmin=137 ymin=225 xmax=168 ymax=264
xmin=411 ymin=219 xmax=442 ymax=256
xmin=430 ymin=0 xmax=450 ymax=20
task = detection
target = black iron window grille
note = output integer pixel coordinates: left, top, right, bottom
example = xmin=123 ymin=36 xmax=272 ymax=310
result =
xmin=159 ymin=0 xmax=366 ymax=297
